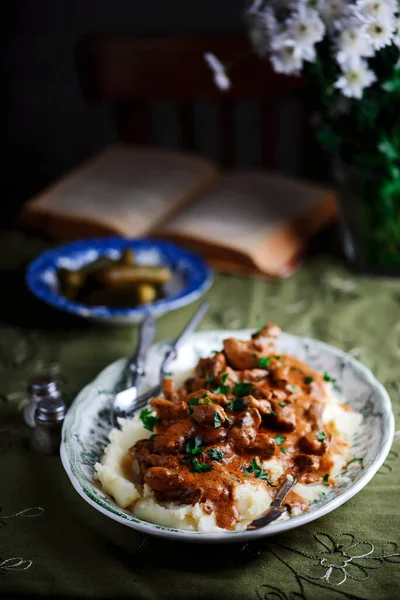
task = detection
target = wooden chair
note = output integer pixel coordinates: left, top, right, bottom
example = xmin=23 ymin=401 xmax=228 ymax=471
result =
xmin=76 ymin=34 xmax=321 ymax=176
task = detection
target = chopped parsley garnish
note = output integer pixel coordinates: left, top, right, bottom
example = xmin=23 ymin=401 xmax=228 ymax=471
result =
xmin=278 ymin=402 xmax=286 ymax=407
xmin=258 ymin=356 xmax=271 ymax=368
xmin=256 ymin=315 xmax=264 ymax=329
xmin=149 ymin=434 xmax=158 ymax=440
xmin=322 ymin=474 xmax=330 ymax=486
xmin=185 ymin=436 xmax=203 ymax=455
xmin=320 ymin=491 xmax=326 ymax=497
xmin=221 ymin=373 xmax=229 ymax=384
xmin=191 ymin=459 xmax=213 ymax=473
xmin=211 ymin=350 xmax=219 ymax=355
xmin=188 ymin=397 xmax=200 ymax=414
xmin=201 ymin=394 xmax=214 ymax=404
xmin=213 ymin=385 xmax=231 ymax=395
xmin=233 ymin=382 xmax=254 ymax=397
xmin=207 ymin=448 xmax=224 ymax=461
xmin=323 ymin=372 xmax=336 ymax=383
xmin=140 ymin=408 xmax=158 ymax=432
xmin=205 ymin=373 xmax=215 ymax=383
xmin=344 ymin=457 xmax=364 ymax=471
xmin=280 ymin=446 xmax=288 ymax=453
xmin=275 ymin=355 xmax=281 ymax=360
xmin=305 ymin=376 xmax=314 ymax=384
xmin=317 ymin=431 xmax=327 ymax=441
xmin=227 ymin=398 xmax=244 ymax=411
xmin=231 ymin=476 xmax=241 ymax=482
xmin=214 ymin=412 xmax=223 ymax=428
xmin=270 ymin=409 xmax=277 ymax=416
xmin=274 ymin=434 xmax=286 ymax=445
xmin=291 ymin=385 xmax=297 ymax=392
xmin=244 ymin=458 xmax=276 ymax=486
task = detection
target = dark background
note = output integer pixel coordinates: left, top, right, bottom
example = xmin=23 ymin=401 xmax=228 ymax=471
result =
xmin=4 ymin=0 xmax=245 ymax=213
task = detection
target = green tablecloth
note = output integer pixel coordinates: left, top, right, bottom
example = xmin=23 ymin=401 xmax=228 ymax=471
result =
xmin=1 ymin=231 xmax=399 ymax=600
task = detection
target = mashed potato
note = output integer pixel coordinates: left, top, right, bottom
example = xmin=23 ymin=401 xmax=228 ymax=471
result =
xmin=95 ymin=383 xmax=363 ymax=532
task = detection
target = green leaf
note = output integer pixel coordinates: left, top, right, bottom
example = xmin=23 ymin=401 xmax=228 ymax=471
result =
xmin=140 ymin=408 xmax=158 ymax=432
xmin=213 ymin=385 xmax=231 ymax=395
xmin=305 ymin=376 xmax=314 ymax=384
xmin=316 ymin=126 xmax=341 ymax=152
xmin=378 ymin=137 xmax=400 ymax=162
xmin=227 ymin=398 xmax=244 ymax=411
xmin=188 ymin=397 xmax=200 ymax=415
xmin=323 ymin=372 xmax=336 ymax=383
xmin=205 ymin=373 xmax=215 ymax=383
xmin=278 ymin=402 xmax=286 ymax=407
xmin=322 ymin=474 xmax=330 ymax=486
xmin=214 ymin=412 xmax=223 ymax=428
xmin=274 ymin=434 xmax=286 ymax=445
xmin=280 ymin=446 xmax=288 ymax=453
xmin=185 ymin=436 xmax=203 ymax=455
xmin=191 ymin=459 xmax=213 ymax=473
xmin=317 ymin=431 xmax=327 ymax=441
xmin=221 ymin=373 xmax=229 ymax=384
xmin=258 ymin=356 xmax=271 ymax=368
xmin=243 ymin=458 xmax=276 ymax=486
xmin=233 ymin=382 xmax=254 ymax=397
xmin=207 ymin=448 xmax=224 ymax=461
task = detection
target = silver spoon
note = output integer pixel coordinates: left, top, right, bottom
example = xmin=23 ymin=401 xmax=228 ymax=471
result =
xmin=247 ymin=474 xmax=297 ymax=530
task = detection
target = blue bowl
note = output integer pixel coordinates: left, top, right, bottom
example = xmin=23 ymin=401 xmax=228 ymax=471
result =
xmin=26 ymin=237 xmax=213 ymax=324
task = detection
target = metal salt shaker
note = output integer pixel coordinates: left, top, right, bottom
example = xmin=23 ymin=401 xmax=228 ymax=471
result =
xmin=31 ymin=397 xmax=67 ymax=455
xmin=24 ymin=375 xmax=67 ymax=455
xmin=23 ymin=375 xmax=62 ymax=428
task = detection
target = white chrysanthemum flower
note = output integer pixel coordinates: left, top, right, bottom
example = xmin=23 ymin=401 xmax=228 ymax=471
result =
xmin=353 ymin=0 xmax=397 ymax=25
xmin=204 ymin=53 xmax=231 ymax=91
xmin=286 ymin=8 xmax=326 ymax=49
xmin=336 ymin=22 xmax=374 ymax=67
xmin=247 ymin=6 xmax=278 ymax=57
xmin=364 ymin=19 xmax=394 ymax=50
xmin=270 ymin=44 xmax=304 ymax=75
xmin=320 ymin=0 xmax=351 ymax=27
xmin=271 ymin=8 xmax=324 ymax=63
xmin=334 ymin=59 xmax=377 ymax=98
xmin=392 ymin=16 xmax=400 ymax=46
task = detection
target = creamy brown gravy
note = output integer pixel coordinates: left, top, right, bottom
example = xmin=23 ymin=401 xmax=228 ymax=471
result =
xmin=125 ymin=324 xmax=349 ymax=530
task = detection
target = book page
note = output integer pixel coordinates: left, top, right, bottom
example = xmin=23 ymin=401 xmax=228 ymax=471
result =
xmin=21 ymin=145 xmax=218 ymax=238
xmin=155 ymin=171 xmax=336 ymax=274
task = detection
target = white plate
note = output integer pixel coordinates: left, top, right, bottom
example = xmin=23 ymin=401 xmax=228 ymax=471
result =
xmin=61 ymin=329 xmax=394 ymax=543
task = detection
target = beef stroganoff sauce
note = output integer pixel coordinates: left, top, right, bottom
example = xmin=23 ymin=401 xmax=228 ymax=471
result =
xmin=96 ymin=325 xmax=363 ymax=532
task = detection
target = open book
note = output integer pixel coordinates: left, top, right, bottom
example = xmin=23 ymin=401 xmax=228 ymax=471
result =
xmin=20 ymin=145 xmax=336 ymax=277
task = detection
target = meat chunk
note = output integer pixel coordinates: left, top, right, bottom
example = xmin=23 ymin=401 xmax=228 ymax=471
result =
xmin=153 ymin=421 xmax=195 ymax=454
xmin=294 ymin=454 xmax=320 ymax=473
xmin=305 ymin=402 xmax=324 ymax=429
xmin=223 ymin=324 xmax=281 ymax=370
xmin=191 ymin=403 xmax=227 ymax=426
xmin=195 ymin=352 xmax=227 ymax=378
xmin=151 ymin=398 xmax=188 ymax=422
xmin=228 ymin=408 xmax=262 ymax=452
xmin=247 ymin=434 xmax=276 ymax=459
xmin=242 ymin=369 xmax=269 ymax=382
xmin=162 ymin=378 xmax=179 ymax=402
xmin=200 ymin=425 xmax=228 ymax=444
xmin=266 ymin=402 xmax=296 ymax=432
xmin=299 ymin=431 xmax=330 ymax=456
xmin=242 ymin=395 xmax=272 ymax=415
xmin=144 ymin=467 xmax=184 ymax=491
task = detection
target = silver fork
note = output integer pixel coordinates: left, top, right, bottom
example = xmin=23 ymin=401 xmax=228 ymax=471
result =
xmin=247 ymin=474 xmax=297 ymax=530
xmin=110 ymin=313 xmax=156 ymax=427
xmin=117 ymin=300 xmax=210 ymax=419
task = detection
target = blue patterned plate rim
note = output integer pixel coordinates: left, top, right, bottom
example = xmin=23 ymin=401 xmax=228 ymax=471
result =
xmin=60 ymin=329 xmax=395 ymax=543
xmin=26 ymin=237 xmax=213 ymax=318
